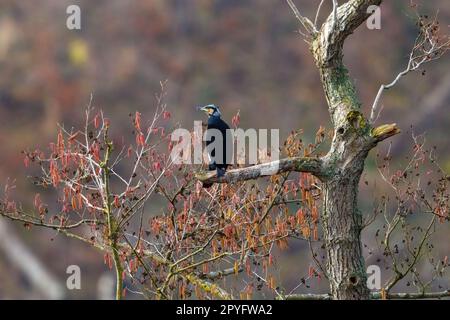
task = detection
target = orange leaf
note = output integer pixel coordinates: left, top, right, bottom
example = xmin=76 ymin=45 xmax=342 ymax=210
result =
xmin=71 ymin=196 xmax=77 ymax=210
xmin=135 ymin=112 xmax=142 ymax=131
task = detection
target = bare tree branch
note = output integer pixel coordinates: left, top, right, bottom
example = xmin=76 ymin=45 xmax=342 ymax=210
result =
xmin=314 ymin=0 xmax=326 ymax=29
xmin=331 ymin=0 xmax=338 ymax=32
xmin=285 ymin=0 xmax=316 ymax=35
xmin=370 ymin=10 xmax=450 ymax=123
xmin=196 ymin=157 xmax=325 ymax=185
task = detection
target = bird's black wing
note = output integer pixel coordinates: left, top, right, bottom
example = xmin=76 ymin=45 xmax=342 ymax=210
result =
xmin=206 ymin=117 xmax=232 ymax=168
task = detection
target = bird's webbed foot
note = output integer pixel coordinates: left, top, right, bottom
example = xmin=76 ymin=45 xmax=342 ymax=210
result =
xmin=216 ymin=167 xmax=226 ymax=178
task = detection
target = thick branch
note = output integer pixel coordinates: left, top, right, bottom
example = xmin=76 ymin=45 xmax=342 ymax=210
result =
xmin=282 ymin=293 xmax=332 ymax=300
xmin=0 ymin=210 xmax=100 ymax=230
xmin=370 ymin=123 xmax=401 ymax=143
xmin=285 ymin=290 xmax=450 ymax=300
xmin=184 ymin=274 xmax=233 ymax=300
xmin=197 ymin=266 xmax=241 ymax=281
xmin=376 ymin=291 xmax=450 ymax=299
xmin=310 ymin=0 xmax=382 ymax=127
xmin=196 ymin=157 xmax=325 ymax=185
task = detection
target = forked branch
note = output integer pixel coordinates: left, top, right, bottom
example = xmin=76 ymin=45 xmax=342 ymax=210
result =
xmin=370 ymin=9 xmax=450 ymax=123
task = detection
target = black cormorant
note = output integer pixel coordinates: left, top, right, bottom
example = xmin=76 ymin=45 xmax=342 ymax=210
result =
xmin=199 ymin=104 xmax=233 ymax=179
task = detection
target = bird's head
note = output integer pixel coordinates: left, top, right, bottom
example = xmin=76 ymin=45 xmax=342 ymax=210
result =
xmin=198 ymin=104 xmax=221 ymax=117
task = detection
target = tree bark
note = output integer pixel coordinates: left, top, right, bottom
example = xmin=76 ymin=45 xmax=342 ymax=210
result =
xmin=322 ymin=156 xmax=369 ymax=299
xmin=312 ymin=0 xmax=386 ymax=299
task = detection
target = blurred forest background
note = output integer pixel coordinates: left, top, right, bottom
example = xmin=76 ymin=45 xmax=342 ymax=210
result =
xmin=0 ymin=0 xmax=449 ymax=299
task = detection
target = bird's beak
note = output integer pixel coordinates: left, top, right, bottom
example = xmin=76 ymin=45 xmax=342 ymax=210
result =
xmin=199 ymin=106 xmax=211 ymax=115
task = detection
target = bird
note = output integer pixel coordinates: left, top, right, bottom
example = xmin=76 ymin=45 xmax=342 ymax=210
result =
xmin=199 ymin=104 xmax=233 ymax=181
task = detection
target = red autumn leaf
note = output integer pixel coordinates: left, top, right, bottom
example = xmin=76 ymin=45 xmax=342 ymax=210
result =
xmin=57 ymin=130 xmax=65 ymax=156
xmin=94 ymin=113 xmax=100 ymax=128
xmin=313 ymin=225 xmax=318 ymax=240
xmin=77 ymin=193 xmax=82 ymax=209
xmin=49 ymin=160 xmax=60 ymax=187
xmin=296 ymin=208 xmax=305 ymax=225
xmin=153 ymin=161 xmax=162 ymax=171
xmin=163 ymin=111 xmax=171 ymax=120
xmin=224 ymin=224 xmax=234 ymax=239
xmin=232 ymin=110 xmax=240 ymax=127
xmin=151 ymin=218 xmax=161 ymax=234
xmin=71 ymin=196 xmax=77 ymax=210
xmin=136 ymin=132 xmax=145 ymax=146
xmin=135 ymin=111 xmax=142 ymax=131
xmin=104 ymin=253 xmax=112 ymax=269
xmin=114 ymin=195 xmax=120 ymax=208
xmin=268 ymin=253 xmax=274 ymax=266
xmin=91 ymin=143 xmax=100 ymax=162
